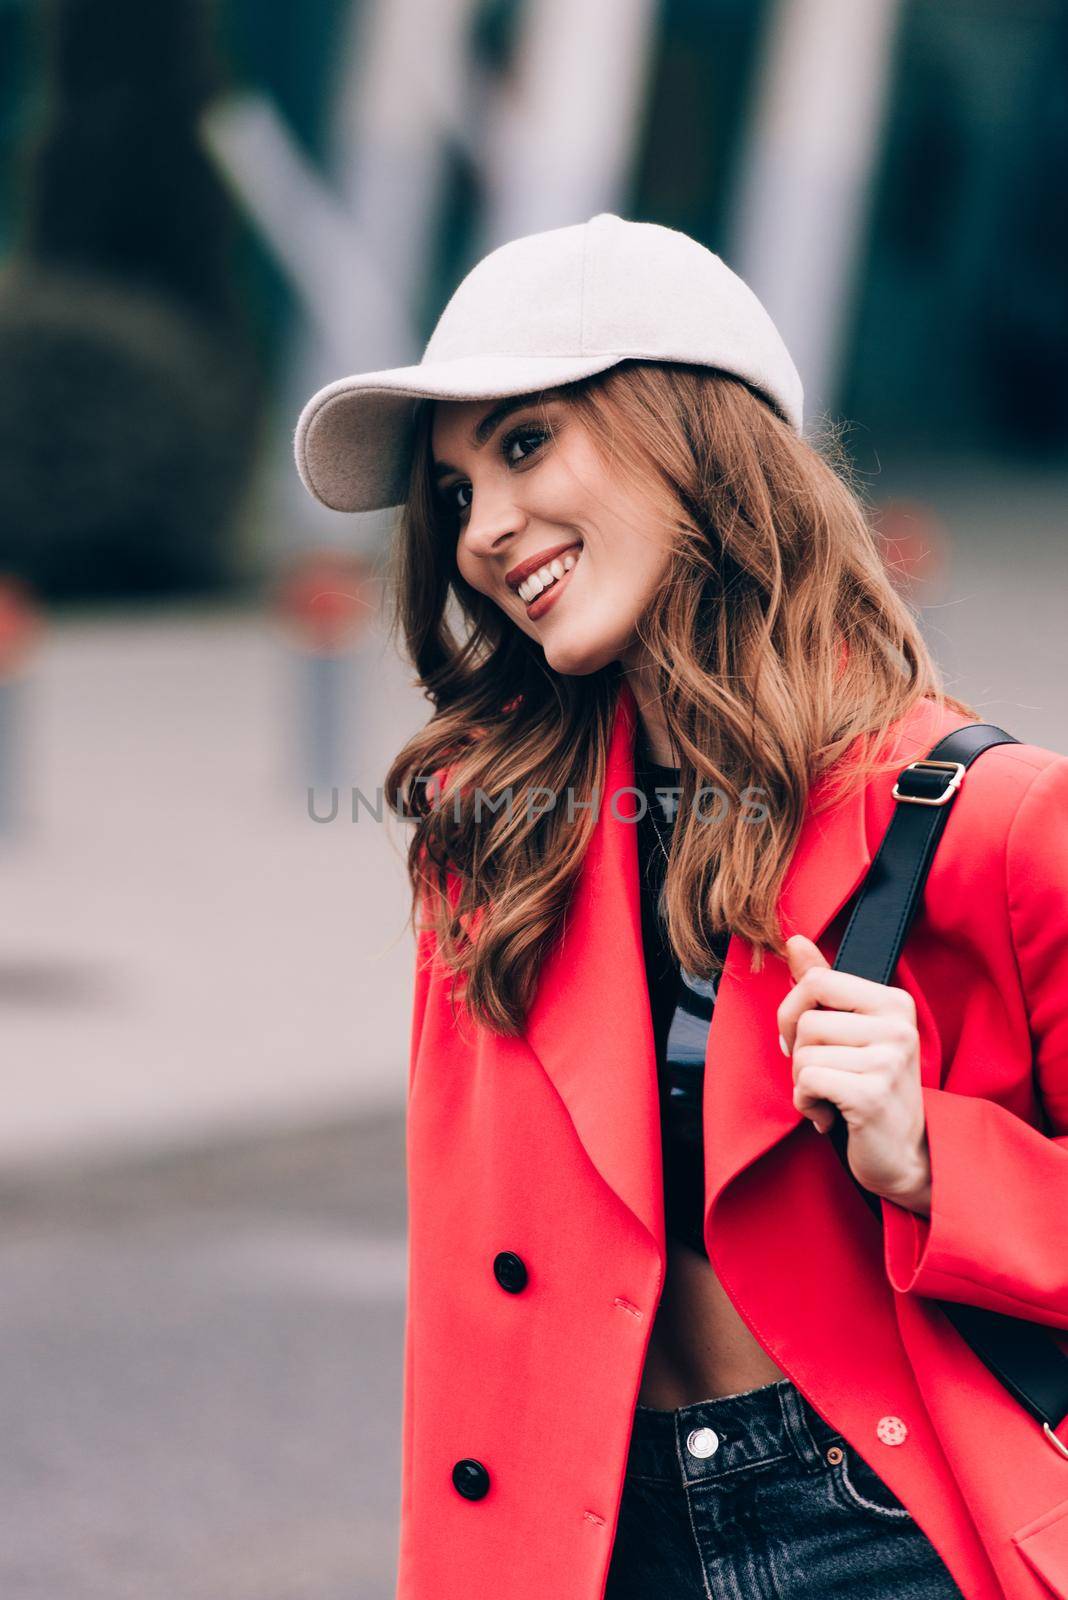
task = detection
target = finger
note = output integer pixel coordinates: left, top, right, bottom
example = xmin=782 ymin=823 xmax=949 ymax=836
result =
xmin=793 ymin=1010 xmax=894 ymax=1050
xmin=799 ymin=1099 xmax=838 ymax=1135
xmin=793 ymin=1060 xmax=881 ymax=1119
xmin=777 ymin=966 xmax=913 ymax=1047
xmin=793 ymin=1092 xmax=840 ymax=1137
xmin=806 ymin=965 xmax=914 ymax=1014
xmin=785 ymin=934 xmax=831 ymax=974
xmin=791 ymin=1043 xmax=890 ymax=1085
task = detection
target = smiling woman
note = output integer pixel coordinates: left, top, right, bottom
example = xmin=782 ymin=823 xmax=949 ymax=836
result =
xmin=386 ymin=352 xmax=967 ymax=1046
xmin=292 ymin=215 xmax=1068 ymax=1600
xmin=428 ymin=387 xmax=678 ymax=677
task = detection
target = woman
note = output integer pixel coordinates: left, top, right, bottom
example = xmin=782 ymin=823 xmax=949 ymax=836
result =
xmin=295 ymin=215 xmax=1068 ymax=1600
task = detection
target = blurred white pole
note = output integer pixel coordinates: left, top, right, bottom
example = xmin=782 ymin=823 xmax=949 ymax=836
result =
xmin=479 ymin=0 xmax=659 ymax=246
xmin=331 ymin=0 xmax=479 ymax=328
xmin=200 ymin=92 xmax=409 ymax=359
xmin=201 ymin=0 xmax=483 ymax=554
xmin=281 ymin=0 xmax=481 ymax=553
xmin=726 ymin=0 xmax=904 ymax=425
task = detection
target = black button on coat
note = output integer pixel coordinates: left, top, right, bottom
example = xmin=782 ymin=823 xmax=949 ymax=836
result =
xmin=452 ymin=1458 xmax=491 ymax=1500
xmin=493 ymin=1251 xmax=528 ymax=1292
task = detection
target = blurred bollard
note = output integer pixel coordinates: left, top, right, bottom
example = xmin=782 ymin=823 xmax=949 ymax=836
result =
xmin=872 ymin=499 xmax=951 ymax=607
xmin=275 ymin=552 xmax=378 ymax=798
xmin=0 ymin=576 xmax=42 ymax=836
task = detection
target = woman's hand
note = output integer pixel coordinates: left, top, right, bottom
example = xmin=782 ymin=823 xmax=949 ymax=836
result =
xmin=776 ymin=934 xmax=932 ymax=1214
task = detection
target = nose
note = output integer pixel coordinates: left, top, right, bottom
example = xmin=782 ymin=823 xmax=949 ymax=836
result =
xmin=459 ymin=481 xmax=528 ymax=563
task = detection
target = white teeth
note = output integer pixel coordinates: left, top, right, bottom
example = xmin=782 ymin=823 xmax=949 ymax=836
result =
xmin=517 ymin=548 xmax=580 ymax=604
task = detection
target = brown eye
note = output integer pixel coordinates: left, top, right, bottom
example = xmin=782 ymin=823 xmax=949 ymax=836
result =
xmin=433 ymin=480 xmax=470 ymax=524
xmin=500 ymin=425 xmax=547 ymax=464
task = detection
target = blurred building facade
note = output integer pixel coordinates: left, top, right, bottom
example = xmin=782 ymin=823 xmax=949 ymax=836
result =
xmin=0 ymin=0 xmax=1064 ymax=599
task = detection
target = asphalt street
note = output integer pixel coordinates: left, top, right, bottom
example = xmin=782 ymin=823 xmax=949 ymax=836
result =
xmin=0 ymin=1110 xmax=408 ymax=1600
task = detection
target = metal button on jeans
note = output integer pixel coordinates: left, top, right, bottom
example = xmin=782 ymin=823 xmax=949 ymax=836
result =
xmin=686 ymin=1426 xmax=720 ymax=1459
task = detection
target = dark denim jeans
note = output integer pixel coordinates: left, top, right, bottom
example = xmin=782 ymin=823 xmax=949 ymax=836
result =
xmin=604 ymin=1377 xmax=964 ymax=1599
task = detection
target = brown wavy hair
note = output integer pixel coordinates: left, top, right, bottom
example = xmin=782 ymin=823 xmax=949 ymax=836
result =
xmin=383 ymin=359 xmax=976 ymax=1036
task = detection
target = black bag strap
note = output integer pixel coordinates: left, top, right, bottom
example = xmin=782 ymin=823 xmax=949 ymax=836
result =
xmin=826 ymin=722 xmax=1068 ymax=1452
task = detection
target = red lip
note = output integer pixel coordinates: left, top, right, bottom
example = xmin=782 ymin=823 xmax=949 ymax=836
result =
xmin=505 ymin=541 xmax=583 ymax=592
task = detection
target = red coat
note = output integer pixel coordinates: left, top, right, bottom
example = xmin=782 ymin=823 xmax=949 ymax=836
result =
xmin=399 ymin=680 xmax=1068 ymax=1600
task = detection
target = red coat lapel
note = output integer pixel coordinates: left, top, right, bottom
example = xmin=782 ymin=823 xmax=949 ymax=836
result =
xmin=523 ymin=680 xmax=967 ymax=1256
xmin=522 ymin=678 xmax=665 ymax=1251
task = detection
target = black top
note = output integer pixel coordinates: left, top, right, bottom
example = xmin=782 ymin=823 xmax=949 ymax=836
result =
xmin=632 ymin=737 xmax=731 ymax=1257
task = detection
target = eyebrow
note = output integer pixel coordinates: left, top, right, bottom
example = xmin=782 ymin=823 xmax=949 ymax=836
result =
xmin=432 ymin=396 xmax=542 ymax=479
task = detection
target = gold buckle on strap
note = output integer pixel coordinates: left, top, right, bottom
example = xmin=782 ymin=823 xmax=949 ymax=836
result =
xmin=1045 ymin=1421 xmax=1068 ymax=1460
xmin=891 ymin=759 xmax=966 ymax=807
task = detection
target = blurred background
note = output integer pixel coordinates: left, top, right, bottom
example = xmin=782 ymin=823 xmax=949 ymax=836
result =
xmin=0 ymin=0 xmax=1065 ymax=1594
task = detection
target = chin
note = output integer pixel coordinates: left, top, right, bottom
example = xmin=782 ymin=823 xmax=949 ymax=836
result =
xmin=544 ymin=611 xmax=640 ymax=675
xmin=545 ymin=651 xmax=616 ymax=677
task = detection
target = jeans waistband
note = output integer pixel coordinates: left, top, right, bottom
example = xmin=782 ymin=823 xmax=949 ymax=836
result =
xmin=627 ymin=1378 xmax=846 ymax=1487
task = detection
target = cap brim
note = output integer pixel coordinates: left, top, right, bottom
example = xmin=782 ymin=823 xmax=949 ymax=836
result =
xmin=294 ymin=351 xmax=627 ymax=513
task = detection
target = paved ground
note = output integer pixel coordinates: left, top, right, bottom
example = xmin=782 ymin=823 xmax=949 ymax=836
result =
xmin=0 ymin=1110 xmax=408 ymax=1600
xmin=1 ymin=597 xmax=426 ymax=1169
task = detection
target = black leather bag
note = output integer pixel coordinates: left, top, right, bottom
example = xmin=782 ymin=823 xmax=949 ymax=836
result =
xmin=826 ymin=722 xmax=1068 ymax=1459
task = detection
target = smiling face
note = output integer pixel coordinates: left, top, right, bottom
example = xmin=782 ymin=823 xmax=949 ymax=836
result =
xmin=429 ymin=390 xmax=676 ymax=676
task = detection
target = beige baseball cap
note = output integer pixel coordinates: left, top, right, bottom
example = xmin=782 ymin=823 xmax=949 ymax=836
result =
xmin=294 ymin=211 xmax=804 ymax=514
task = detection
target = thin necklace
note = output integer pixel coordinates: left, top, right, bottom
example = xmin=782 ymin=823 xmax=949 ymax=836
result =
xmin=635 ymin=725 xmax=681 ymax=874
xmin=642 ymin=764 xmax=730 ymax=965
xmin=646 ymin=785 xmax=674 ymax=869
xmin=636 ymin=740 xmax=677 ymax=870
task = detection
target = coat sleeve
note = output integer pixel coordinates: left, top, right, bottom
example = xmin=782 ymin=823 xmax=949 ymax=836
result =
xmin=880 ymin=752 xmax=1068 ymax=1328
